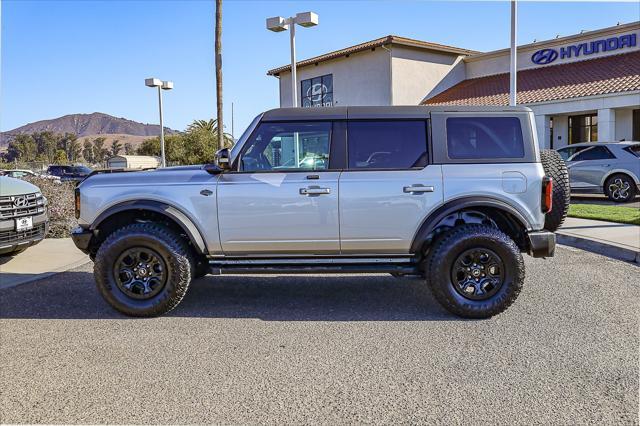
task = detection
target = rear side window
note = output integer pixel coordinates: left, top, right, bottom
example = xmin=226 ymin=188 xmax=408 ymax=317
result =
xmin=623 ymin=145 xmax=640 ymax=158
xmin=571 ymin=146 xmax=616 ymax=161
xmin=347 ymin=121 xmax=427 ymax=169
xmin=446 ymin=117 xmax=524 ymax=160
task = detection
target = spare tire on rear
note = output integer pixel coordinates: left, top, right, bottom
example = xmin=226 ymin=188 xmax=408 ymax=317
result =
xmin=540 ymin=149 xmax=570 ymax=232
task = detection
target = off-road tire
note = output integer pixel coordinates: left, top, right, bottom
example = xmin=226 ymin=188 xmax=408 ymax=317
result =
xmin=604 ymin=173 xmax=636 ymax=203
xmin=540 ymin=149 xmax=570 ymax=232
xmin=425 ymin=224 xmax=525 ymax=319
xmin=94 ymin=223 xmax=193 ymax=317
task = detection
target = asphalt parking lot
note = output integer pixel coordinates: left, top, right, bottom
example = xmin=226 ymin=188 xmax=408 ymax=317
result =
xmin=1 ymin=246 xmax=638 ymax=424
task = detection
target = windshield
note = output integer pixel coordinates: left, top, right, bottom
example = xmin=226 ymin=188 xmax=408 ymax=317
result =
xmin=72 ymin=166 xmax=92 ymax=174
xmin=230 ymin=113 xmax=263 ymax=164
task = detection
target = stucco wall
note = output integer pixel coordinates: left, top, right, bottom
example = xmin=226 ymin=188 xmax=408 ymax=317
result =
xmin=615 ymin=109 xmax=634 ymax=141
xmin=277 ymin=48 xmax=391 ymax=107
xmin=466 ymin=24 xmax=640 ymax=79
xmin=390 ymin=46 xmax=466 ymax=104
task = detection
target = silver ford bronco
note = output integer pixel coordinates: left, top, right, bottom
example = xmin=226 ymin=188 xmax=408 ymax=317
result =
xmin=72 ymin=106 xmax=570 ymax=318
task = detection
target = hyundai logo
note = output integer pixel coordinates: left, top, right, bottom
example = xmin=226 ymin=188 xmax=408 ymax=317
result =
xmin=13 ymin=196 xmax=27 ymax=207
xmin=531 ymin=48 xmax=559 ymax=65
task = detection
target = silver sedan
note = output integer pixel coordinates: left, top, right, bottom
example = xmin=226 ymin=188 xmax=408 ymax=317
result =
xmin=557 ymin=142 xmax=640 ymax=202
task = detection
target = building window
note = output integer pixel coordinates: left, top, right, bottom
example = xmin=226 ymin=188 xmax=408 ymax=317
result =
xmin=633 ymin=109 xmax=640 ymax=141
xmin=549 ymin=117 xmax=554 ymax=149
xmin=568 ymin=113 xmax=597 ymax=144
xmin=301 ymin=74 xmax=333 ymax=107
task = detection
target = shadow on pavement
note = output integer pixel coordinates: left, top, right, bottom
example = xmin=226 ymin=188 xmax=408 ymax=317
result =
xmin=0 ymin=271 xmax=461 ymax=321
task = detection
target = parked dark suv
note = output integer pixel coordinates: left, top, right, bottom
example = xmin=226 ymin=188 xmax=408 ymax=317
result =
xmin=47 ymin=165 xmax=92 ymax=182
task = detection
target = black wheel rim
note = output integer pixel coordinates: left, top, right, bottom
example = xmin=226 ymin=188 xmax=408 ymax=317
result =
xmin=113 ymin=247 xmax=167 ymax=300
xmin=451 ymin=248 xmax=505 ymax=301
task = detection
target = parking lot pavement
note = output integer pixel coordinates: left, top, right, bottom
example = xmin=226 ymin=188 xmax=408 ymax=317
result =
xmin=0 ymin=246 xmax=638 ymax=424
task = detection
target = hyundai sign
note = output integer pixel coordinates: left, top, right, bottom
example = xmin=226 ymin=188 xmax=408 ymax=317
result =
xmin=531 ymin=33 xmax=637 ymax=65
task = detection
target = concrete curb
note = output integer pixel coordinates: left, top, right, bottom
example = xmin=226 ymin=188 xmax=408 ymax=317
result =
xmin=0 ymin=258 xmax=91 ymax=290
xmin=557 ymin=233 xmax=640 ymax=265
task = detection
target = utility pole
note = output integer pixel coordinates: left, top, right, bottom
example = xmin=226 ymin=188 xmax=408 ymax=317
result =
xmin=215 ymin=0 xmax=224 ymax=149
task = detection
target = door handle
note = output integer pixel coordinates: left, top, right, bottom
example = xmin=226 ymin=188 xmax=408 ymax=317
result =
xmin=300 ymin=186 xmax=331 ymax=195
xmin=403 ymin=185 xmax=435 ymax=194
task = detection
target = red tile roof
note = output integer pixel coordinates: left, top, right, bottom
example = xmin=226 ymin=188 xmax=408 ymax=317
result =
xmin=422 ymin=51 xmax=640 ymax=106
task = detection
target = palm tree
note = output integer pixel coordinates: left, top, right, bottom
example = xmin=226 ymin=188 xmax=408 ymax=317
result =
xmin=187 ymin=119 xmax=217 ymax=133
xmin=215 ymin=0 xmax=224 ymax=151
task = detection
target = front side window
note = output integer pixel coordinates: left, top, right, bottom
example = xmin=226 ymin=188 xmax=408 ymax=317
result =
xmin=347 ymin=121 xmax=427 ymax=170
xmin=446 ymin=117 xmax=524 ymax=159
xmin=301 ymin=74 xmax=333 ymax=107
xmin=571 ymin=146 xmax=616 ymax=161
xmin=240 ymin=122 xmax=331 ymax=172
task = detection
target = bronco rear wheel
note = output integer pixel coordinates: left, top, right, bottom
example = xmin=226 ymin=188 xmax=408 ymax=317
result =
xmin=94 ymin=223 xmax=193 ymax=317
xmin=425 ymin=224 xmax=524 ymax=319
xmin=540 ymin=149 xmax=570 ymax=232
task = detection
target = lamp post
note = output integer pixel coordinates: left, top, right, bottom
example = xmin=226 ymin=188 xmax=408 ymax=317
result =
xmin=145 ymin=78 xmax=173 ymax=167
xmin=266 ymin=12 xmax=319 ymax=108
xmin=509 ymin=0 xmax=517 ymax=106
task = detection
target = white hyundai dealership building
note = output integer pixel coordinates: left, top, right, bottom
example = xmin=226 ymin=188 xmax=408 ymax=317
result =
xmin=268 ymin=21 xmax=640 ymax=149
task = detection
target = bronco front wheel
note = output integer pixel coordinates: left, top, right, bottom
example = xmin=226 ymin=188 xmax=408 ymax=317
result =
xmin=425 ymin=224 xmax=525 ymax=319
xmin=94 ymin=223 xmax=193 ymax=317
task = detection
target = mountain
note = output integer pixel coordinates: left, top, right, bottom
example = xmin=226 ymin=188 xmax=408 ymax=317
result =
xmin=0 ymin=112 xmax=178 ymax=146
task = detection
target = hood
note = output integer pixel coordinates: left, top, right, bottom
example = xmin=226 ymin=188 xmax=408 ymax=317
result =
xmin=0 ymin=176 xmax=42 ymax=196
xmin=79 ymin=165 xmax=214 ymax=189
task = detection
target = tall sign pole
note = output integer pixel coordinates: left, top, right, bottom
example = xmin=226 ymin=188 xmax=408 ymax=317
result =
xmin=509 ymin=0 xmax=517 ymax=106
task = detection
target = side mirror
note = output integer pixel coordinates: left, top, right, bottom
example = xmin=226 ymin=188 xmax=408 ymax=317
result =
xmin=215 ymin=148 xmax=231 ymax=170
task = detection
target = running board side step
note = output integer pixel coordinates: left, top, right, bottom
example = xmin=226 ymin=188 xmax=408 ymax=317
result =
xmin=207 ymin=257 xmax=420 ymax=275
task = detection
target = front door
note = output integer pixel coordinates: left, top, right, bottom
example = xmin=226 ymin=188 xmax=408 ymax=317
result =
xmin=217 ymin=121 xmax=340 ymax=255
xmin=339 ymin=120 xmax=443 ymax=253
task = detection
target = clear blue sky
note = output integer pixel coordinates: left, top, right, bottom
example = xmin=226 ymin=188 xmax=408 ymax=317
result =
xmin=1 ymin=0 xmax=638 ymax=134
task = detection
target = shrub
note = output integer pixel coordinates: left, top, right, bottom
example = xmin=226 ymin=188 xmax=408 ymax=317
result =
xmin=24 ymin=176 xmax=77 ymax=238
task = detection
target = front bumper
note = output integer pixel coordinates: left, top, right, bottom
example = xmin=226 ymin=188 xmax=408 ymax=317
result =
xmin=71 ymin=226 xmax=93 ymax=254
xmin=0 ymin=213 xmax=49 ymax=255
xmin=527 ymin=230 xmax=556 ymax=258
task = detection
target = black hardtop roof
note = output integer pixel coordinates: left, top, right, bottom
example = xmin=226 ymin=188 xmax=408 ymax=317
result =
xmin=262 ymin=105 xmax=533 ymax=121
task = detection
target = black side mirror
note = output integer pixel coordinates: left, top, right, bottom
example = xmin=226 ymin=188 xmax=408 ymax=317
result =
xmin=215 ymin=148 xmax=231 ymax=170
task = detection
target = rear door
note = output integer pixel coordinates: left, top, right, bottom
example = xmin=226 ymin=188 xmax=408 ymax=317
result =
xmin=339 ymin=119 xmax=443 ymax=254
xmin=217 ymin=121 xmax=340 ymax=255
xmin=566 ymin=146 xmax=616 ymax=191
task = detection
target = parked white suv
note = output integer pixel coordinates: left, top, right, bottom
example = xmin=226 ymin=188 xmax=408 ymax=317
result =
xmin=72 ymin=106 xmax=570 ymax=318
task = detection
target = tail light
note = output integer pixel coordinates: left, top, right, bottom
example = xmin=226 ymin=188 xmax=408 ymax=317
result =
xmin=74 ymin=188 xmax=81 ymax=219
xmin=542 ymin=177 xmax=553 ymax=213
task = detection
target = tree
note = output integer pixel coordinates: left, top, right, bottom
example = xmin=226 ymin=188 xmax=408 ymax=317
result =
xmin=54 ymin=149 xmax=68 ymax=165
xmin=215 ymin=0 xmax=224 ymax=152
xmin=92 ymin=137 xmax=108 ymax=165
xmin=6 ymin=134 xmax=37 ymax=162
xmin=82 ymin=139 xmax=95 ymax=164
xmin=187 ymin=119 xmax=217 ymax=133
xmin=110 ymin=140 xmax=122 ymax=156
xmin=124 ymin=142 xmax=134 ymax=155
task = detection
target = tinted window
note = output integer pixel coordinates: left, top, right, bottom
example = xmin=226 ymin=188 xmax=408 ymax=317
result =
xmin=623 ymin=145 xmax=640 ymax=158
xmin=557 ymin=146 xmax=588 ymax=161
xmin=571 ymin=146 xmax=616 ymax=161
xmin=240 ymin=122 xmax=331 ymax=172
xmin=446 ymin=117 xmax=524 ymax=159
xmin=347 ymin=121 xmax=427 ymax=169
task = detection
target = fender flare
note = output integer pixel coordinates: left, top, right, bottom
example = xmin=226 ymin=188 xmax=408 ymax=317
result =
xmin=91 ymin=200 xmax=208 ymax=254
xmin=410 ymin=197 xmax=532 ymax=253
xmin=600 ymin=169 xmax=640 ymax=187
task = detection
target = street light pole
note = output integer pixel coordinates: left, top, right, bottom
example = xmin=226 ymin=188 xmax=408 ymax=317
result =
xmin=267 ymin=12 xmax=318 ymax=108
xmin=289 ymin=20 xmax=297 ymax=107
xmin=145 ymin=78 xmax=173 ymax=167
xmin=509 ymin=0 xmax=517 ymax=106
xmin=156 ymin=86 xmax=166 ymax=167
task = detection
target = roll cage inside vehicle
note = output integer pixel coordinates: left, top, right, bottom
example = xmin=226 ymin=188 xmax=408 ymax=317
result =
xmin=72 ymin=106 xmax=568 ymax=319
